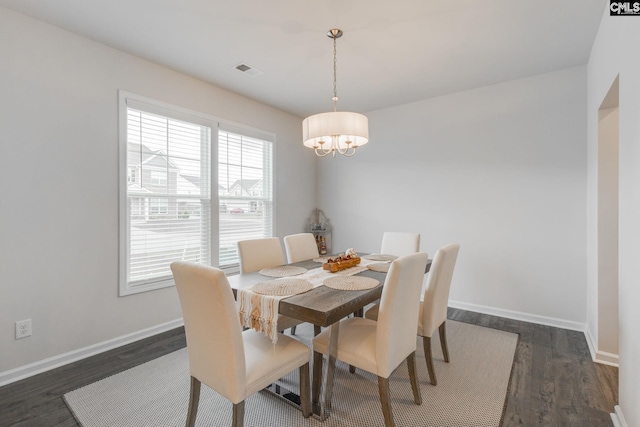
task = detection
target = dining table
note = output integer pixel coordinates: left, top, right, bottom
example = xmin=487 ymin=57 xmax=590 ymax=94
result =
xmin=227 ymin=254 xmax=432 ymax=420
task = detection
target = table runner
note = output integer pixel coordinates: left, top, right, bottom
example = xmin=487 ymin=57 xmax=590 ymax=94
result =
xmin=238 ymin=257 xmax=388 ymax=342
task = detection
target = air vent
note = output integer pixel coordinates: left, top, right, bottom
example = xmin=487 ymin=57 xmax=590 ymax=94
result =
xmin=235 ymin=63 xmax=263 ymax=77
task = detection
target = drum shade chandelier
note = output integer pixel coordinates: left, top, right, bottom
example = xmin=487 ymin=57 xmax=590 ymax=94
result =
xmin=302 ymin=29 xmax=369 ymax=157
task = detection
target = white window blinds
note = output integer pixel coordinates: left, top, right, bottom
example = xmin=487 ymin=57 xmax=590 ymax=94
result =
xmin=218 ymin=129 xmax=274 ymax=268
xmin=123 ymin=106 xmax=212 ymax=293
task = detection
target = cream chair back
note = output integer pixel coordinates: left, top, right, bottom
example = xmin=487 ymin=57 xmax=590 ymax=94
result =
xmin=284 ymin=233 xmax=320 ymax=263
xmin=237 ymin=237 xmax=304 ymax=335
xmin=375 ymin=252 xmax=429 ymax=378
xmin=419 ymin=244 xmax=460 ymax=337
xmin=380 ymin=232 xmax=420 ymax=256
xmin=237 ymin=237 xmax=285 ymax=273
xmin=170 ymin=261 xmax=246 ymax=403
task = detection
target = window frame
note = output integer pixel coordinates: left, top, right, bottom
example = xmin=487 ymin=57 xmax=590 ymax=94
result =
xmin=119 ymin=91 xmax=217 ymax=296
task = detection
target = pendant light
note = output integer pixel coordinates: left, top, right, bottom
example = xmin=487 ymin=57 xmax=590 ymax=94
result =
xmin=302 ymin=29 xmax=369 ymax=157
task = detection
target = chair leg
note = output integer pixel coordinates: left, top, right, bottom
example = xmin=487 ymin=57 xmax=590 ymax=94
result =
xmin=314 ymin=325 xmax=321 ymax=336
xmin=232 ymin=401 xmax=245 ymax=427
xmin=439 ymin=322 xmax=450 ymax=363
xmin=422 ymin=336 xmax=437 ymax=385
xmin=349 ymin=365 xmax=356 ymax=374
xmin=290 ymin=326 xmax=297 ymax=335
xmin=299 ymin=362 xmax=311 ymax=418
xmin=377 ymin=376 xmax=395 ymax=427
xmin=186 ymin=376 xmax=201 ymax=427
xmin=406 ymin=351 xmax=422 ymax=405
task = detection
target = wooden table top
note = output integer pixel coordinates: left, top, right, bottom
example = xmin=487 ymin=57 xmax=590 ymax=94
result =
xmin=228 ymin=256 xmax=431 ymax=328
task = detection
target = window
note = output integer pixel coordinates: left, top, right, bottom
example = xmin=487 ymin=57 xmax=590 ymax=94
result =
xmin=127 ymin=167 xmax=138 ymax=183
xmin=218 ymin=127 xmax=274 ymax=268
xmin=150 ymin=170 xmax=167 ymax=187
xmin=119 ymin=92 xmax=212 ymax=295
xmin=149 ymin=198 xmax=169 ymax=216
xmin=119 ymin=92 xmax=275 ymax=293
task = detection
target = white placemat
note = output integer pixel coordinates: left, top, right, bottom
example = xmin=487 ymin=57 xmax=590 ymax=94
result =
xmin=251 ymin=279 xmax=313 ymax=296
xmin=323 ymin=276 xmax=380 ymax=291
xmin=362 ymin=254 xmax=398 ymax=262
xmin=367 ymin=262 xmax=390 ymax=273
xmin=259 ymin=265 xmax=308 ymax=277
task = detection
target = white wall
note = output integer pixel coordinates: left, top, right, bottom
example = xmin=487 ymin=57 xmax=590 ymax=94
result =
xmin=588 ymin=8 xmax=640 ymax=427
xmin=318 ymin=66 xmax=588 ymax=327
xmin=0 ymin=7 xmax=315 ymax=375
xmin=596 ymin=105 xmax=619 ymax=361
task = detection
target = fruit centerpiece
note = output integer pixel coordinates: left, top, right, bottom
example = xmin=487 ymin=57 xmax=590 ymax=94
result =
xmin=323 ymin=248 xmax=360 ymax=273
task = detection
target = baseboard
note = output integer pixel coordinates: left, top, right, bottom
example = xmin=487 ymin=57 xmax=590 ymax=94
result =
xmin=448 ymin=300 xmax=624 ymax=367
xmin=0 ymin=319 xmax=184 ymax=387
xmin=583 ymin=324 xmax=619 ymax=367
xmin=595 ymin=350 xmax=619 ymax=367
xmin=584 ymin=326 xmax=597 ymax=360
xmin=611 ymin=405 xmax=628 ymax=427
xmin=448 ymin=300 xmax=586 ymax=332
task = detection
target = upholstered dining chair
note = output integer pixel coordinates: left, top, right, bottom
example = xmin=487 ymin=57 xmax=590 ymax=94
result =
xmin=312 ymin=252 xmax=429 ymax=427
xmin=366 ymin=243 xmax=460 ymax=386
xmin=170 ymin=261 xmax=311 ymax=427
xmin=380 ymin=231 xmax=421 ymax=256
xmin=237 ymin=237 xmax=302 ymax=332
xmin=237 ymin=237 xmax=286 ymax=274
xmin=364 ymin=231 xmax=421 ymax=319
xmin=284 ymin=233 xmax=320 ymax=263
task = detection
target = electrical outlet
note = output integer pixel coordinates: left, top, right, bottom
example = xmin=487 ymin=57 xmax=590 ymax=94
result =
xmin=15 ymin=319 xmax=32 ymax=339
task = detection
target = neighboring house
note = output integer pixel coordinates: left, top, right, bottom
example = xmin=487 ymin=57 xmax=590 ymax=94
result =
xmin=224 ymin=179 xmax=264 ymax=212
xmin=127 ymin=144 xmax=267 ymax=219
xmin=127 ymin=142 xmax=181 ymax=221
xmin=226 ymin=179 xmax=262 ymax=197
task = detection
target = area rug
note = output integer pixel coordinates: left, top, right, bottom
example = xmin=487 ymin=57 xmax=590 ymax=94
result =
xmin=64 ymin=320 xmax=517 ymax=427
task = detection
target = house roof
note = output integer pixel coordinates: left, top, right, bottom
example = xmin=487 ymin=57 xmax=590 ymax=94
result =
xmin=128 ymin=143 xmax=179 ymax=170
xmin=229 ymin=179 xmax=261 ymax=192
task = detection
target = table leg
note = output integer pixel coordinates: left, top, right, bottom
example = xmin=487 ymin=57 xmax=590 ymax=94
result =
xmin=312 ymin=321 xmax=340 ymax=420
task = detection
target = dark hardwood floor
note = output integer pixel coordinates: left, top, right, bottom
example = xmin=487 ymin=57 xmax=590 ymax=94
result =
xmin=0 ymin=309 xmax=618 ymax=426
xmin=448 ymin=309 xmax=618 ymax=427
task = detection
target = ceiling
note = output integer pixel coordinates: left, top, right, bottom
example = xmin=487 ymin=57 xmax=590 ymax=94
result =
xmin=1 ymin=0 xmax=606 ymax=118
